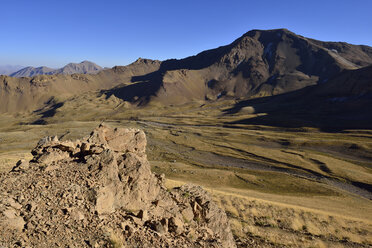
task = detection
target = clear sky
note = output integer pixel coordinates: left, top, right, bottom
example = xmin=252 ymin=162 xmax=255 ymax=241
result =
xmin=1 ymin=0 xmax=371 ymax=68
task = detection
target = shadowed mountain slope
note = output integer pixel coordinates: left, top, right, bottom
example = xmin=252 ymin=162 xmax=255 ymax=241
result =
xmin=0 ymin=59 xmax=161 ymax=113
xmin=225 ymin=65 xmax=372 ymax=130
xmin=1 ymin=29 xmax=372 ymax=114
xmin=106 ymin=29 xmax=372 ymax=105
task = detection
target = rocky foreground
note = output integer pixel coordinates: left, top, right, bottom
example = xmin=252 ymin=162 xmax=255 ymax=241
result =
xmin=0 ymin=125 xmax=236 ymax=247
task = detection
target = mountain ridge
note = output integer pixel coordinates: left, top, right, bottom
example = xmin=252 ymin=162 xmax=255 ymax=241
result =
xmin=104 ymin=28 xmax=372 ymax=105
xmin=9 ymin=61 xmax=103 ymax=77
xmin=1 ymin=29 xmax=372 ymax=119
xmin=225 ymin=64 xmax=372 ymax=130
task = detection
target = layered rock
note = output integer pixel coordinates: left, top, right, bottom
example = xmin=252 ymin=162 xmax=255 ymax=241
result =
xmin=0 ymin=125 xmax=236 ymax=247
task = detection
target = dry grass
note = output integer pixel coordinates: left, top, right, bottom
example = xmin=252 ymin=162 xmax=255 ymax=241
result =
xmin=0 ymin=151 xmax=32 ymax=172
xmin=165 ymin=178 xmax=372 ymax=247
xmin=0 ymin=98 xmax=371 ymax=247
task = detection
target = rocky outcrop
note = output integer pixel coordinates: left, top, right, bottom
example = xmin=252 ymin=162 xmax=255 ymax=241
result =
xmin=0 ymin=124 xmax=236 ymax=247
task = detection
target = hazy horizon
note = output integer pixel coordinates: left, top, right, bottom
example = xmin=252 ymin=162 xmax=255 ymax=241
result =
xmin=0 ymin=60 xmax=106 ymax=70
xmin=1 ymin=0 xmax=372 ymax=68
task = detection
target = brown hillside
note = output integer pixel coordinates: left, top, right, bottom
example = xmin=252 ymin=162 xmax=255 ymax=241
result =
xmin=226 ymin=65 xmax=372 ymax=130
xmin=1 ymin=29 xmax=372 ymax=113
xmin=0 ymin=59 xmax=161 ymax=113
xmin=105 ymin=29 xmax=372 ymax=105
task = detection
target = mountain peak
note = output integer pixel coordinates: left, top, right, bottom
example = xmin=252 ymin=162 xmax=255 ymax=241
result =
xmin=79 ymin=60 xmax=97 ymax=65
xmin=240 ymin=28 xmax=299 ymax=42
xmin=249 ymin=28 xmax=291 ymax=33
xmin=57 ymin=61 xmax=102 ymax=75
xmin=1 ymin=28 xmax=372 ymax=115
xmin=134 ymin=57 xmax=154 ymax=63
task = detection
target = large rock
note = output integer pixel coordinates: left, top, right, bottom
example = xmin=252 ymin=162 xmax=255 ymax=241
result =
xmin=0 ymin=124 xmax=236 ymax=247
xmin=86 ymin=125 xmax=147 ymax=154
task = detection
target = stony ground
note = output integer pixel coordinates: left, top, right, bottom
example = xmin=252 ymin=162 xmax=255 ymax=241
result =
xmin=0 ymin=125 xmax=236 ymax=247
xmin=0 ymin=100 xmax=371 ymax=247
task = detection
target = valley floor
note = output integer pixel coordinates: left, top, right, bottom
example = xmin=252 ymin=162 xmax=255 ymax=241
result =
xmin=0 ymin=99 xmax=371 ymax=247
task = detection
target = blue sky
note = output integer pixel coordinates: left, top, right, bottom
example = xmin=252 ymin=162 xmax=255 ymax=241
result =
xmin=1 ymin=0 xmax=371 ymax=68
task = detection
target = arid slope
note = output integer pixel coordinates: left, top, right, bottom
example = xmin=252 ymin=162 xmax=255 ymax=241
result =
xmin=226 ymin=65 xmax=372 ymax=130
xmin=1 ymin=29 xmax=372 ymax=114
xmin=0 ymin=58 xmax=161 ymax=113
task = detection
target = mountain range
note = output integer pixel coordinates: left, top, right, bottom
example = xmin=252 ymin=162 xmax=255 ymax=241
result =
xmin=1 ymin=28 xmax=371 ymax=129
xmin=107 ymin=28 xmax=371 ymax=105
xmin=8 ymin=61 xmax=103 ymax=77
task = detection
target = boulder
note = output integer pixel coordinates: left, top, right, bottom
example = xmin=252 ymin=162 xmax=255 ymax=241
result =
xmin=0 ymin=124 xmax=236 ymax=247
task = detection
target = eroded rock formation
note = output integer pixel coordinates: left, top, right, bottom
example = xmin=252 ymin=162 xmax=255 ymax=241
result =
xmin=0 ymin=125 xmax=236 ymax=247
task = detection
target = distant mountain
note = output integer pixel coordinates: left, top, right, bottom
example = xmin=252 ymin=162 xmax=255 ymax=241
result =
xmin=10 ymin=66 xmax=55 ymax=78
xmin=104 ymin=28 xmax=372 ymax=105
xmin=0 ymin=65 xmax=24 ymax=75
xmin=51 ymin=61 xmax=103 ymax=75
xmin=0 ymin=58 xmax=160 ymax=113
xmin=9 ymin=61 xmax=103 ymax=77
xmin=1 ymin=28 xmax=372 ymax=125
